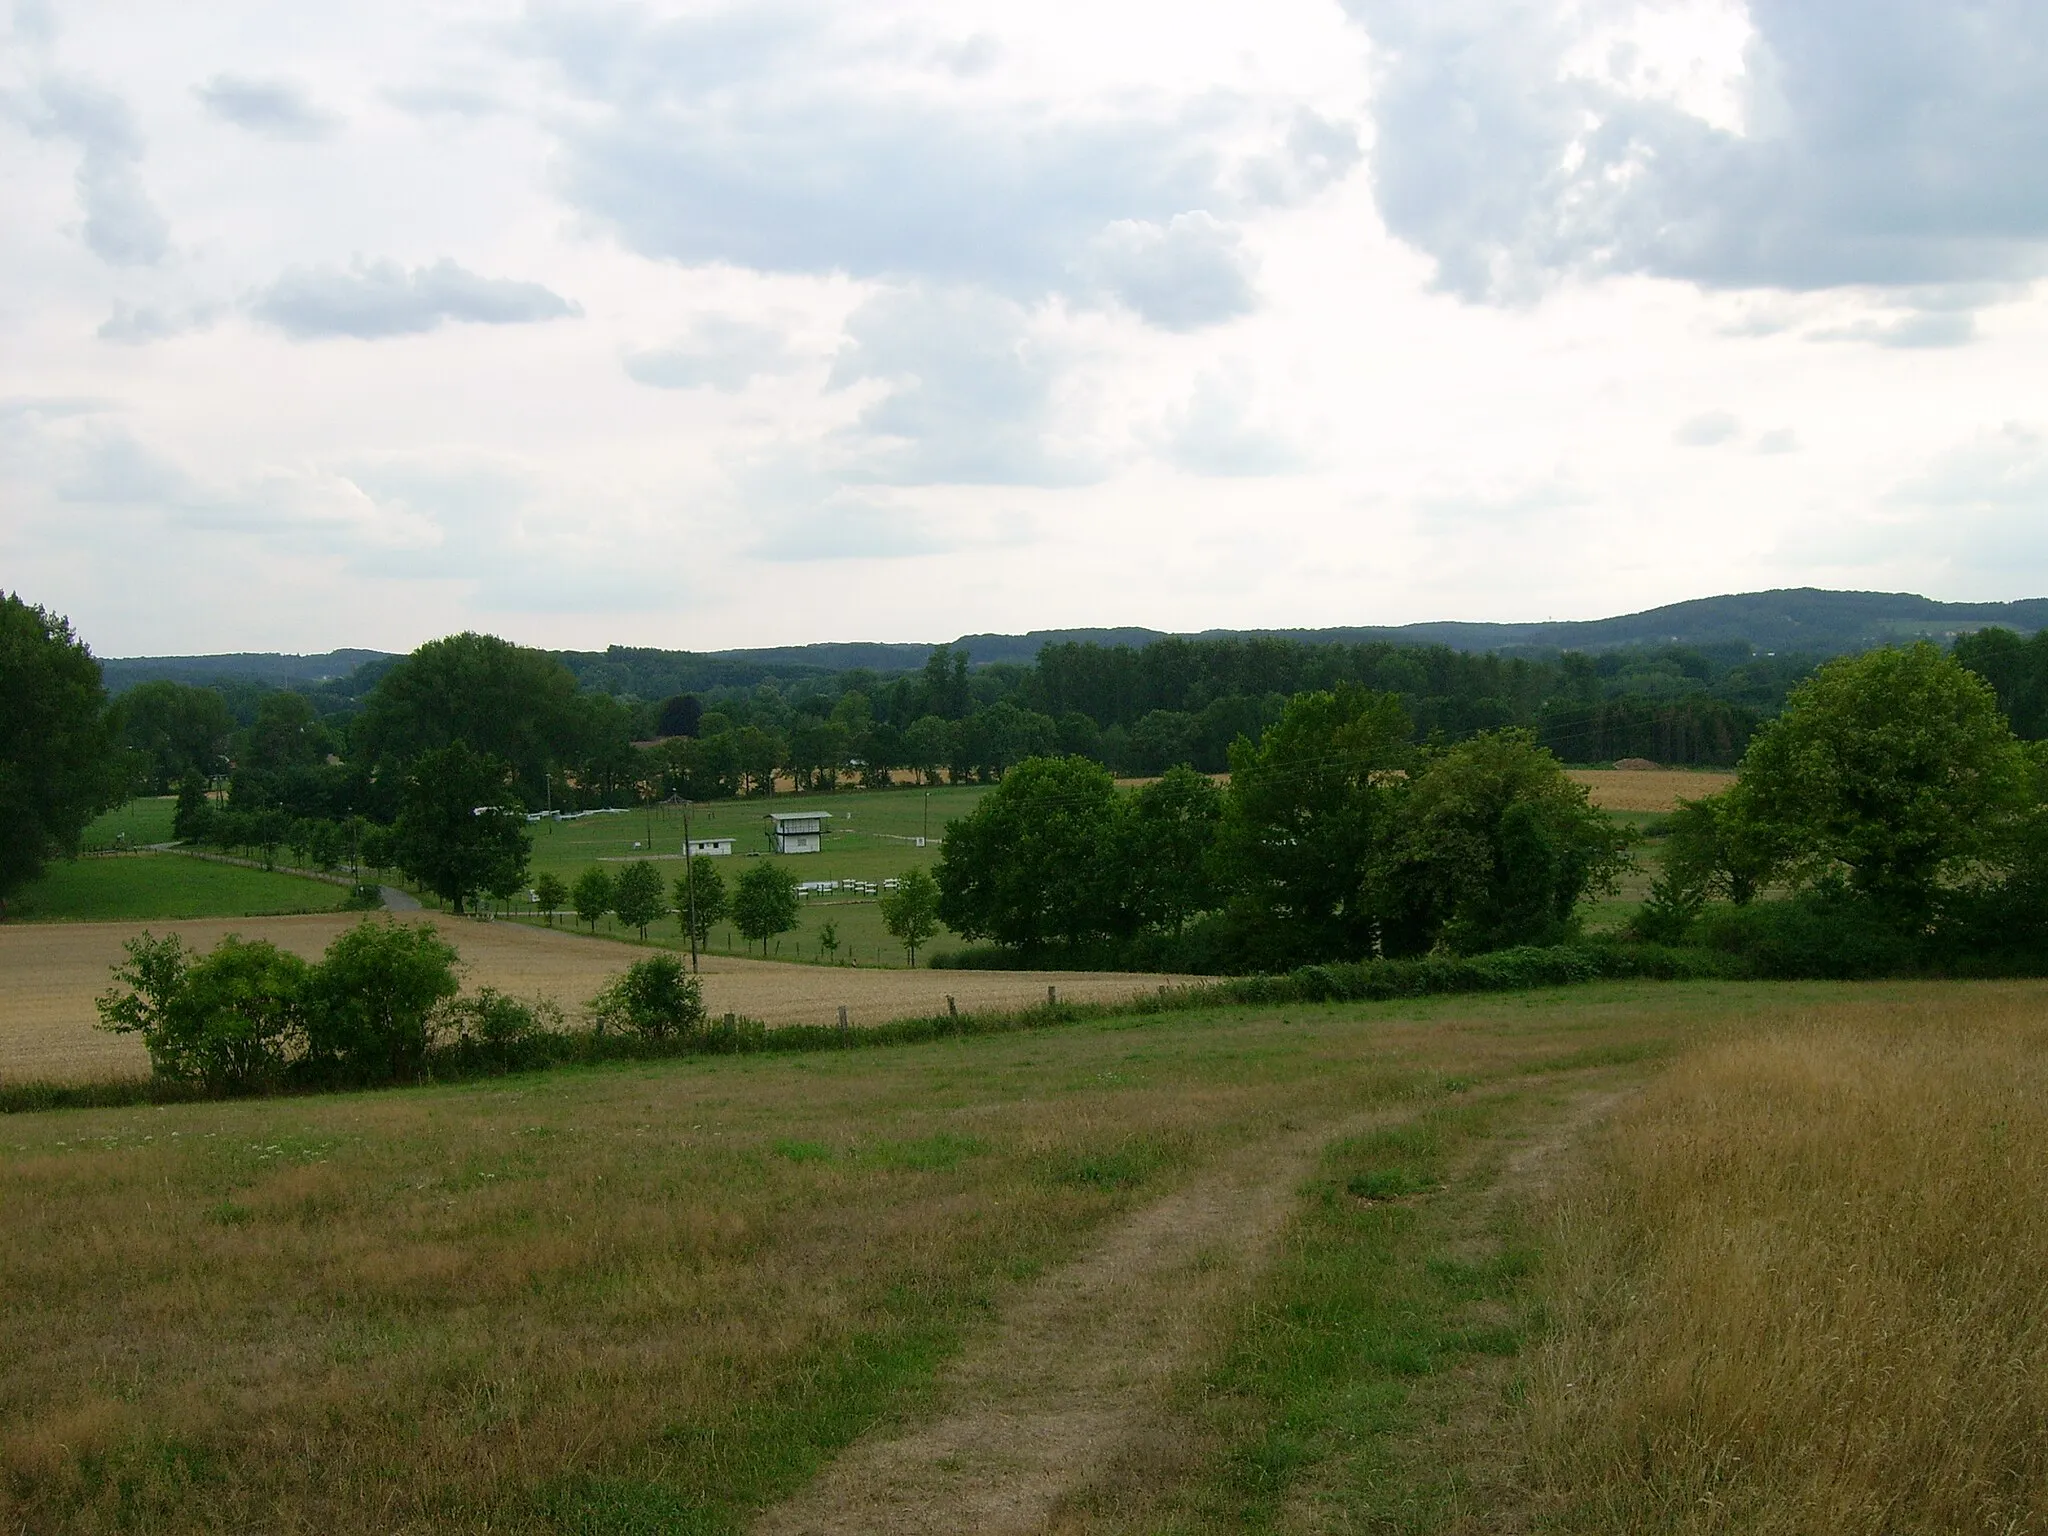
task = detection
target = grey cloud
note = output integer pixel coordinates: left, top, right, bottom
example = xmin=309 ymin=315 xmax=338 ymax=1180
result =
xmin=522 ymin=8 xmax=1336 ymax=308
xmin=1348 ymin=0 xmax=2048 ymax=301
xmin=1857 ymin=424 xmax=2048 ymax=580
xmin=1238 ymin=109 xmax=1364 ymax=207
xmin=1083 ymin=213 xmax=1258 ymax=330
xmin=827 ymin=286 xmax=1098 ymax=487
xmin=251 ymin=258 xmax=578 ymax=339
xmin=625 ymin=317 xmax=803 ymax=391
xmin=196 ymin=75 xmax=340 ymax=140
xmin=30 ymin=75 xmax=169 ymax=265
xmin=54 ymin=425 xmax=194 ymax=504
xmin=1674 ymin=411 xmax=1741 ymax=448
xmin=1755 ymin=429 xmax=1800 ymax=455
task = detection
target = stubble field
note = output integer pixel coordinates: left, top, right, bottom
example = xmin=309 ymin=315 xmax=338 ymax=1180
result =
xmin=0 ymin=913 xmax=1190 ymax=1083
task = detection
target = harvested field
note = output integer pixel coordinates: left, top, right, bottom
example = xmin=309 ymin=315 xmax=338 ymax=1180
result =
xmin=1567 ymin=767 xmax=1735 ymax=813
xmin=0 ymin=914 xmax=1192 ymax=1084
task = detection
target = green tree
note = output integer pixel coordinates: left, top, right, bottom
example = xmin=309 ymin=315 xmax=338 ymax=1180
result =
xmin=1382 ymin=730 xmax=1634 ymax=955
xmin=0 ymin=594 xmax=124 ymax=906
xmin=532 ymin=871 xmax=569 ymax=925
xmin=588 ymin=953 xmax=704 ymax=1038
xmin=114 ymin=679 xmax=233 ymax=792
xmin=903 ymin=715 xmax=951 ymax=786
xmin=173 ymin=772 xmax=212 ymax=841
xmin=353 ymin=632 xmax=587 ymax=803
xmin=673 ymin=859 xmax=727 ymax=949
xmin=879 ymin=867 xmax=942 ymax=965
xmin=731 ymin=863 xmax=801 ymax=956
xmin=817 ymin=919 xmax=841 ymax=962
xmin=304 ymin=919 xmax=461 ymax=1083
xmin=1731 ymin=643 xmax=2028 ymax=924
xmin=612 ymin=859 xmax=666 ymax=939
xmin=1123 ymin=766 xmax=1223 ymax=935
xmin=572 ymin=866 xmax=616 ymax=932
xmin=1660 ymin=793 xmax=1778 ymax=906
xmin=96 ymin=932 xmax=308 ymax=1092
xmin=1217 ymin=685 xmax=1412 ymax=964
xmin=391 ymin=741 xmax=532 ymax=915
xmin=935 ymin=755 xmax=1123 ymax=950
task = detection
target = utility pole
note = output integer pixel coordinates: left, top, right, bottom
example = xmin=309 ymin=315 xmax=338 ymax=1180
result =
xmin=682 ymin=798 xmax=700 ymax=974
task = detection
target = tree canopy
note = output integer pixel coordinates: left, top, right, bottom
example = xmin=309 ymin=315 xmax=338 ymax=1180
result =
xmin=390 ymin=741 xmax=532 ymax=915
xmin=0 ymin=594 xmax=123 ymax=904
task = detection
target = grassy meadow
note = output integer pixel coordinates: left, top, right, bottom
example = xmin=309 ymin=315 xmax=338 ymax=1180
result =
xmin=7 ymin=977 xmax=2045 ymax=1532
xmin=4 ymin=853 xmax=347 ymax=923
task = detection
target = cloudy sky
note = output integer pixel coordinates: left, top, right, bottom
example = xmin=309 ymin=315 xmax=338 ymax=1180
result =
xmin=5 ymin=0 xmax=2048 ymax=657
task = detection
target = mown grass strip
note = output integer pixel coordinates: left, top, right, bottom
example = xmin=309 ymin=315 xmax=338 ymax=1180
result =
xmin=1165 ymin=1095 xmax=1541 ymax=1532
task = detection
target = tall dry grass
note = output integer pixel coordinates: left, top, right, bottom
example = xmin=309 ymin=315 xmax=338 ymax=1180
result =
xmin=1526 ymin=995 xmax=2048 ymax=1534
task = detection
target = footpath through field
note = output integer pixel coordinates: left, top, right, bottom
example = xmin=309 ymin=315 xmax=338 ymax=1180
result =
xmin=0 ymin=914 xmax=1193 ymax=1083
xmin=752 ymin=1075 xmax=1630 ymax=1535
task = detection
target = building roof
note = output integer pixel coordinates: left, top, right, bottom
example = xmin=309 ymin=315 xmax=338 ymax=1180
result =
xmin=767 ymin=811 xmax=833 ymax=824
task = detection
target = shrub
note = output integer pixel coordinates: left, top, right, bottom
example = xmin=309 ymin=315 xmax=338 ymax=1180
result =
xmin=97 ymin=932 xmax=309 ymax=1092
xmin=589 ymin=953 xmax=706 ymax=1038
xmin=303 ymin=920 xmax=462 ymax=1082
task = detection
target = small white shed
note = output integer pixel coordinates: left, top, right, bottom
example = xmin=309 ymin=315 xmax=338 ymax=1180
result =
xmin=767 ymin=810 xmax=831 ymax=854
xmin=685 ymin=837 xmax=734 ymax=857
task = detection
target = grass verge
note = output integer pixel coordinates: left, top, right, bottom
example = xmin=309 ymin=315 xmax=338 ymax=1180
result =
xmin=5 ymin=853 xmax=347 ymax=923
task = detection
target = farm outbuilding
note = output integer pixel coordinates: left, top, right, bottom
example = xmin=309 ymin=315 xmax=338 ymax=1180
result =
xmin=685 ymin=837 xmax=734 ymax=857
xmin=767 ymin=811 xmax=831 ymax=854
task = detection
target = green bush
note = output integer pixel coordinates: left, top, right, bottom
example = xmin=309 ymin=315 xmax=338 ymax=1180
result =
xmin=1689 ymin=895 xmax=1922 ymax=979
xmin=97 ymin=932 xmax=310 ymax=1093
xmin=304 ymin=920 xmax=462 ymax=1082
xmin=588 ymin=953 xmax=706 ymax=1038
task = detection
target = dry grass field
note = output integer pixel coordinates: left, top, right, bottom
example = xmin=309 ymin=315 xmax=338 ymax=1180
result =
xmin=5 ymin=975 xmax=2043 ymax=1534
xmin=1566 ymin=767 xmax=1736 ymax=813
xmin=1524 ymin=995 xmax=2048 ymax=1534
xmin=0 ymin=914 xmax=1191 ymax=1083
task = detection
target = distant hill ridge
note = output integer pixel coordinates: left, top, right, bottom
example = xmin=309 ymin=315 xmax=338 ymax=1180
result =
xmin=99 ymin=588 xmax=2048 ymax=693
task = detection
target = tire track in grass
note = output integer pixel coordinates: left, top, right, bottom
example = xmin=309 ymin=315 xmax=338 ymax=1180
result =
xmin=751 ymin=1105 xmax=1426 ymax=1536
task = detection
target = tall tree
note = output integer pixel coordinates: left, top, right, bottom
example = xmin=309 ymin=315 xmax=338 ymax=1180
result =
xmin=390 ymin=742 xmax=532 ymax=915
xmin=936 ymin=755 xmax=1123 ymax=949
xmin=1217 ymin=684 xmax=1412 ymax=964
xmin=879 ymin=866 xmax=942 ymax=965
xmin=353 ymin=633 xmax=586 ymax=802
xmin=674 ymin=859 xmax=727 ymax=949
xmin=612 ymin=859 xmax=666 ymax=940
xmin=1381 ymin=730 xmax=1633 ymax=955
xmin=0 ymin=594 xmax=123 ymax=906
xmin=730 ymin=863 xmax=801 ymax=956
xmin=114 ymin=680 xmax=234 ymax=792
xmin=1729 ymin=642 xmax=2027 ymax=924
xmin=1123 ymin=766 xmax=1223 ymax=936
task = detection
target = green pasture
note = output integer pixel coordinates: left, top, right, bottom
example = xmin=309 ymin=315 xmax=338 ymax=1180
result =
xmin=76 ymin=795 xmax=178 ymax=851
xmin=6 ymin=852 xmax=347 ymax=923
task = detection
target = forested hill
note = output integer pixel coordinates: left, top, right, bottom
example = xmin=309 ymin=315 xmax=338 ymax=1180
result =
xmin=101 ymin=589 xmax=2047 ymax=696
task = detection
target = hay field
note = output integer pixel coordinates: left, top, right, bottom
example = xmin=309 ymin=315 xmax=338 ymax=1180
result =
xmin=1525 ymin=994 xmax=2048 ymax=1533
xmin=0 ymin=914 xmax=1190 ymax=1083
xmin=0 ymin=972 xmax=1702 ymax=1534
xmin=1567 ymin=767 xmax=1735 ymax=813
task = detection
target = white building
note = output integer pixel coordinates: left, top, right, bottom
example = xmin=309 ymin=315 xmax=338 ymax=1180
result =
xmin=767 ymin=810 xmax=831 ymax=854
xmin=685 ymin=837 xmax=734 ymax=857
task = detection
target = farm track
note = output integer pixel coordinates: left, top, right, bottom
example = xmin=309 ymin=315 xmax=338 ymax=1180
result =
xmin=754 ymin=1077 xmax=1628 ymax=1535
xmin=0 ymin=914 xmax=1192 ymax=1082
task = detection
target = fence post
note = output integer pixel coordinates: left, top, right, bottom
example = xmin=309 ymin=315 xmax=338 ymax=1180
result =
xmin=837 ymin=1004 xmax=849 ymax=1035
xmin=946 ymin=995 xmax=957 ymax=1018
xmin=1047 ymin=984 xmax=1057 ymax=1007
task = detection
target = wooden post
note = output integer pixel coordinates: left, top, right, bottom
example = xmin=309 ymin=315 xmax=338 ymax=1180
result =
xmin=1047 ymin=984 xmax=1057 ymax=1007
xmin=946 ymin=995 xmax=957 ymax=1017
xmin=837 ymin=1004 xmax=849 ymax=1033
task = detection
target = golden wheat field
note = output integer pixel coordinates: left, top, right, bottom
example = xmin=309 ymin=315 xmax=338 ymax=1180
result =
xmin=1566 ymin=767 xmax=1736 ymax=812
xmin=0 ymin=914 xmax=1191 ymax=1083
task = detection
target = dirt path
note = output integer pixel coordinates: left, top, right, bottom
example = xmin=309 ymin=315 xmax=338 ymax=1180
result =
xmin=752 ymin=1106 xmax=1402 ymax=1536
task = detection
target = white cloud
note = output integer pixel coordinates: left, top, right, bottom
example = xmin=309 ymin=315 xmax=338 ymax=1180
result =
xmin=1674 ymin=410 xmax=1741 ymax=447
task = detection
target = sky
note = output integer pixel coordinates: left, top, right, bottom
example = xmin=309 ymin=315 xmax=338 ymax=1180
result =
xmin=5 ymin=0 xmax=2048 ymax=658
